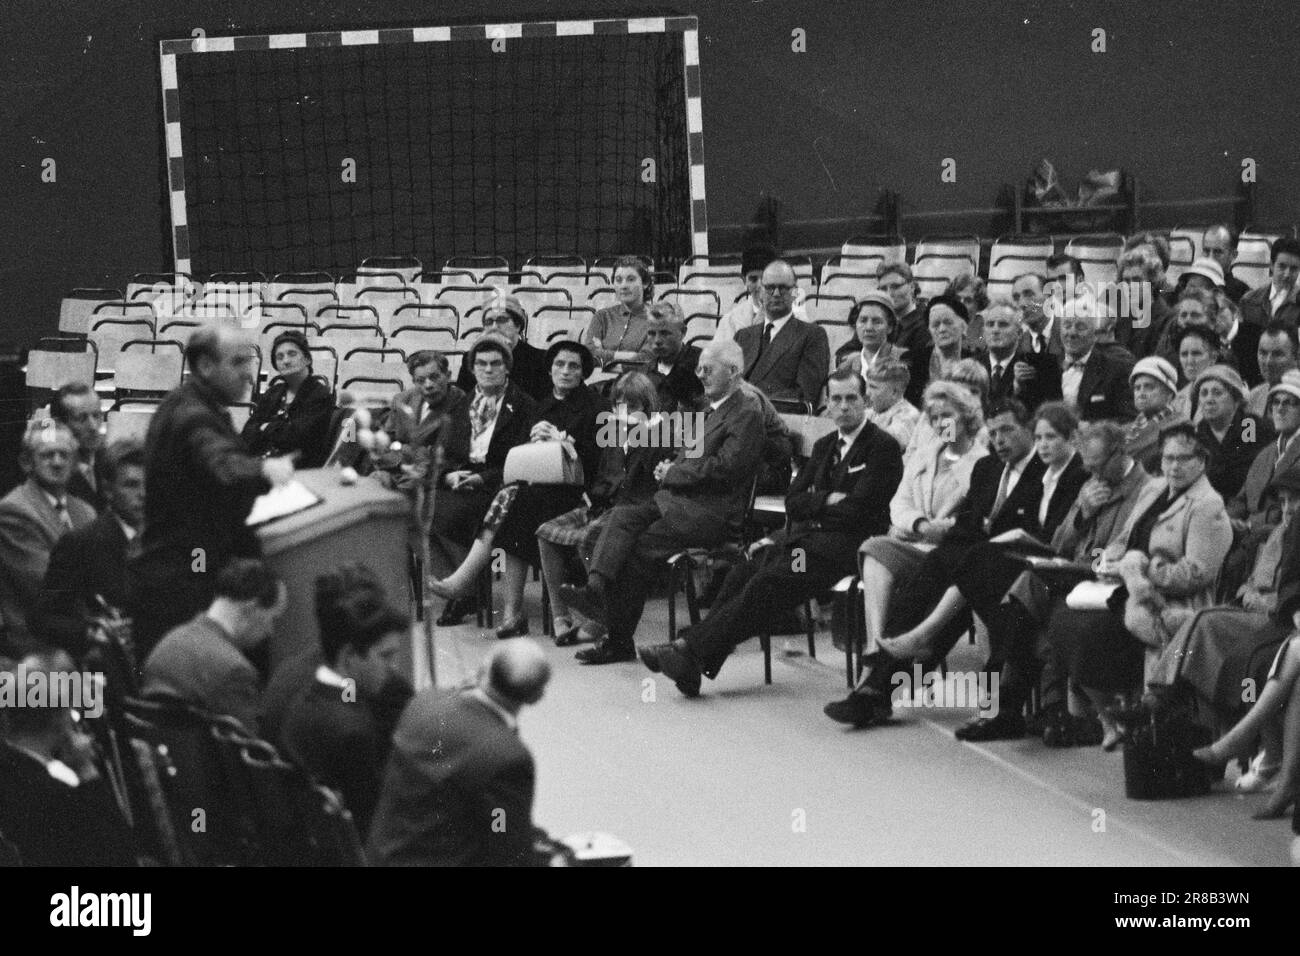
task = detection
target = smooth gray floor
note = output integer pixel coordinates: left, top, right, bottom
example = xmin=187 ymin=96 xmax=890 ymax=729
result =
xmin=421 ymin=585 xmax=1293 ymax=867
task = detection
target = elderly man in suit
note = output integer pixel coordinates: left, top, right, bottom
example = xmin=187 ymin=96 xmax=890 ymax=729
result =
xmin=1201 ymin=225 xmax=1251 ymax=303
xmin=639 ymin=367 xmax=904 ymax=696
xmin=0 ymin=421 xmax=96 ymax=656
xmin=140 ymin=558 xmax=286 ymax=733
xmin=367 ymin=639 xmax=556 ymax=867
xmin=980 ymin=299 xmax=1063 ymax=413
xmin=1059 ymin=304 xmax=1136 ymax=421
xmin=126 ymin=325 xmax=294 ymax=658
xmin=1013 ymin=273 xmax=1064 ymax=360
xmin=1240 ymin=236 xmax=1300 ymax=331
xmin=736 ymin=259 xmax=830 ymax=409
xmin=34 ymin=439 xmax=144 ymax=658
xmin=369 ymin=349 xmax=468 ymax=492
xmin=561 ymin=339 xmax=766 ymax=664
xmin=48 ymin=382 xmax=105 ymax=510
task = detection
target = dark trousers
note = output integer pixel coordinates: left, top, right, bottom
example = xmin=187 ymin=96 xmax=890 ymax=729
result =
xmin=684 ymin=546 xmax=843 ymax=678
xmin=589 ymin=499 xmax=725 ymax=647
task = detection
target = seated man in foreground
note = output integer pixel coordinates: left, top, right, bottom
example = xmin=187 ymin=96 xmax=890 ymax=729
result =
xmin=561 ymin=339 xmax=766 ymax=664
xmin=639 ymin=368 xmax=904 ymax=695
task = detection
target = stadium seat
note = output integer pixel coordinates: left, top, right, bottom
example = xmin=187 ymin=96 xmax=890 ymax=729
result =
xmin=531 ymin=306 xmax=584 ymax=346
xmin=820 ymin=272 xmax=877 ymax=300
xmin=278 ymin=286 xmax=338 ymax=318
xmin=513 ymin=285 xmax=573 ymax=315
xmin=587 ymin=287 xmax=618 ymax=310
xmin=358 ymin=256 xmax=422 ymax=285
xmin=435 ymin=284 xmax=497 ymax=322
xmin=543 ymin=271 xmax=596 ymax=298
xmin=316 ymin=303 xmax=381 ymax=333
xmin=165 ymin=304 xmax=239 ymax=326
xmin=915 ymin=235 xmax=981 ymax=269
xmin=1232 ymin=262 xmax=1271 ymax=290
xmin=1064 ymin=234 xmax=1124 ymax=285
xmin=524 ymin=255 xmax=587 ymax=281
xmin=317 ymin=327 xmax=383 ymax=358
xmin=59 ymin=289 xmax=123 ymax=336
xmin=243 ymin=302 xmax=310 ymax=334
xmin=356 ymin=285 xmax=420 ymax=333
xmin=89 ymin=316 xmax=156 ymax=376
xmin=105 ymin=406 xmax=156 ymax=444
xmin=684 ymin=312 xmax=718 ymax=342
xmin=1235 ymin=234 xmax=1274 ymax=266
xmin=343 ymin=345 xmax=406 ymax=365
xmin=390 ymin=303 xmax=459 ymax=339
xmin=568 ymin=306 xmax=597 ymax=341
xmin=816 ymin=320 xmax=855 ymax=359
xmin=116 ymin=342 xmax=184 ymax=399
xmin=801 ymin=293 xmax=856 ymax=326
xmin=1169 ymin=226 xmax=1209 ymax=263
xmin=677 ymin=255 xmax=741 ymax=285
xmin=682 ymin=273 xmax=746 ymax=310
xmin=1167 ymin=235 xmax=1196 ymax=267
xmin=303 ymin=343 xmax=339 ymax=391
xmin=988 ymin=255 xmax=1049 ymax=283
xmin=339 ymin=360 xmax=405 ymax=407
xmin=989 ymin=234 xmax=1053 ymax=270
xmin=443 ymin=256 xmax=510 ymax=284
xmin=157 ymin=320 xmax=201 ymax=345
xmin=913 ymin=254 xmax=977 ymax=298
xmin=266 ymin=272 xmax=336 ymax=302
xmin=390 ymin=326 xmax=457 ymax=355
xmin=126 ymin=273 xmax=198 ymax=310
xmin=658 ymin=287 xmax=720 ymax=317
xmin=26 ymin=347 xmax=96 ymax=395
xmin=842 ymin=235 xmax=906 ymax=265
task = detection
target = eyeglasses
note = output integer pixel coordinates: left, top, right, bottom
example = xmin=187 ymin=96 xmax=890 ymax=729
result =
xmin=483 ymin=313 xmax=518 ymax=327
xmin=763 ymin=283 xmax=795 ymax=294
xmin=473 ymin=359 xmax=506 ymax=370
xmin=1272 ymin=395 xmax=1300 ymax=409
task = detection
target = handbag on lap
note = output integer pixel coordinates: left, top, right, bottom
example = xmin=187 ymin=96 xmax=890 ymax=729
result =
xmin=503 ymin=440 xmax=584 ymax=486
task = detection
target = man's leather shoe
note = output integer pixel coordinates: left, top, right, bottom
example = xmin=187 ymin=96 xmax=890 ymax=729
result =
xmin=954 ymin=712 xmax=1025 ymax=742
xmin=639 ymin=641 xmax=701 ymax=697
xmin=575 ymin=637 xmax=635 ymax=665
xmin=436 ymin=596 xmax=477 ymax=627
xmin=559 ymin=582 xmax=607 ymax=626
xmin=823 ymin=689 xmax=892 ymax=728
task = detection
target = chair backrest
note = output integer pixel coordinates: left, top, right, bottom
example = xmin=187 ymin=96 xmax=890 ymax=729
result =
xmin=1169 ymin=226 xmax=1209 ymax=263
xmin=513 ymin=285 xmax=573 ymax=315
xmin=267 ymin=272 xmax=336 ymax=302
xmin=59 ymin=289 xmax=122 ymax=335
xmin=340 ymin=360 xmax=405 ymax=407
xmin=587 ymin=287 xmax=618 ymax=310
xmin=820 ymin=272 xmax=877 ymax=300
xmin=990 ymin=234 xmax=1054 ymax=266
xmin=778 ymin=412 xmax=837 ymax=459
xmin=915 ymin=235 xmax=980 ymax=268
xmin=684 ymin=312 xmax=718 ymax=342
xmin=26 ymin=347 xmax=96 ymax=392
xmin=435 ymin=284 xmax=498 ymax=321
xmin=105 ymin=407 xmax=156 ymax=444
xmin=1064 ymin=233 xmax=1125 ymax=263
xmin=1166 ymin=234 xmax=1196 ymax=268
xmin=658 ymin=287 xmax=721 ymax=317
xmin=530 ymin=306 xmax=585 ymax=346
xmin=277 ymin=286 xmax=338 ymax=317
xmin=1234 ymin=235 xmax=1274 ymax=266
xmin=389 ymin=326 xmax=457 ymax=355
xmin=126 ymin=273 xmax=198 ymax=309
xmin=802 ymin=293 xmax=856 ymax=325
xmin=391 ymin=302 xmax=459 ymax=337
xmin=343 ymin=345 xmax=406 ymax=364
xmin=442 ymin=256 xmax=510 ymax=284
xmin=677 ymin=256 xmax=741 ymax=285
xmin=842 ymin=235 xmax=906 ymax=264
xmin=1231 ymin=262 xmax=1272 ymax=290
xmin=89 ymin=317 xmax=156 ymax=371
xmin=912 ymin=253 xmax=977 ymax=299
xmin=316 ymin=303 xmax=381 ymax=331
xmin=816 ymin=320 xmax=855 ymax=359
xmin=116 ymin=345 xmax=184 ymax=396
xmin=357 ymin=256 xmax=422 ymax=285
xmin=988 ymin=254 xmax=1049 ymax=283
xmin=244 ymin=302 xmax=309 ymax=333
xmin=543 ymin=271 xmax=596 ymax=297
xmin=524 ymin=255 xmax=587 ymax=280
xmin=306 ymin=344 xmax=339 ymax=390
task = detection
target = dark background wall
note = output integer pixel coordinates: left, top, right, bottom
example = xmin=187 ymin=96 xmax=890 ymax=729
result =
xmin=3 ymin=0 xmax=1298 ymax=346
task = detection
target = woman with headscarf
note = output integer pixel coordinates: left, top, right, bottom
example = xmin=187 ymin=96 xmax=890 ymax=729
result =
xmin=241 ymin=328 xmax=335 ymax=467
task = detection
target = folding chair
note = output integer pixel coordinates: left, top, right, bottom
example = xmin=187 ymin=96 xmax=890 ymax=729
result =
xmin=525 ymin=254 xmax=587 ymax=281
xmin=390 ymin=326 xmax=457 ymax=356
xmin=513 ymin=285 xmax=573 ymax=316
xmin=59 ymin=288 xmax=124 ymax=336
xmin=842 ymin=234 xmax=906 ymax=265
xmin=25 ymin=347 xmax=96 ymax=410
xmin=391 ymin=302 xmax=459 ymax=339
xmin=915 ymin=234 xmax=981 ymax=269
xmin=358 ymin=255 xmax=423 ymax=285
xmin=587 ymin=287 xmax=618 ymax=310
xmin=442 ymin=255 xmax=510 ymax=284
xmin=116 ymin=341 xmax=184 ymax=399
xmin=820 ymin=272 xmax=878 ymax=300
xmin=357 ymin=285 xmax=420 ymax=334
xmin=89 ymin=316 xmax=155 ymax=377
xmin=435 ymin=285 xmax=497 ymax=322
xmin=658 ymin=287 xmax=720 ymax=317
xmin=277 ymin=286 xmax=338 ymax=318
xmin=802 ymin=293 xmax=856 ymax=325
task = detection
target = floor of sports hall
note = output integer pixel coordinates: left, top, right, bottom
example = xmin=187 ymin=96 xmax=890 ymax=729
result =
xmin=417 ymin=581 xmax=1292 ymax=867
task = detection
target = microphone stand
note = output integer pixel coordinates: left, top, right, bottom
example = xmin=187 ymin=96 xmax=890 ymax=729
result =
xmin=414 ymin=418 xmax=448 ymax=687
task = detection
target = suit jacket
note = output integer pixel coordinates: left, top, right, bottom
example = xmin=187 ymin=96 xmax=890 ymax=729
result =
xmin=1229 ymin=431 xmax=1300 ymax=527
xmin=66 ymin=462 xmax=105 ymax=511
xmin=132 ymin=378 xmax=270 ymax=616
xmin=140 ymin=614 xmax=263 ymax=733
xmin=0 ymin=478 xmax=96 ymax=654
xmin=781 ymin=422 xmax=904 ymax=570
xmin=0 ymin=744 xmax=137 ymax=867
xmin=949 ymin=451 xmax=1049 ymax=544
xmin=1103 ymin=474 xmax=1233 ymax=612
xmin=736 ymin=316 xmax=830 ymax=408
xmin=1228 ymin=321 xmax=1264 ymax=387
xmin=367 ymin=687 xmax=540 ymax=867
xmin=1070 ymin=348 xmax=1137 ymax=421
xmin=1018 ymin=318 xmax=1065 ymax=360
xmin=34 ymin=509 xmax=133 ymax=656
xmin=589 ymin=439 xmax=671 ymax=510
xmin=370 ymin=384 xmax=470 ymax=491
xmin=903 ymin=345 xmax=978 ymax=408
xmin=982 ymin=348 xmax=1063 ymax=413
xmin=280 ymin=674 xmax=412 ymax=838
xmin=654 ymin=387 xmax=766 ymax=538
xmin=442 ymin=382 xmax=538 ymax=492
xmin=1052 ymin=460 xmax=1154 ymax=562
xmin=1240 ymin=283 xmax=1300 ymax=331
xmin=455 ymin=341 xmax=551 ymax=403
xmin=240 ymin=373 xmax=335 ymax=468
xmin=648 ymin=344 xmax=704 ymax=413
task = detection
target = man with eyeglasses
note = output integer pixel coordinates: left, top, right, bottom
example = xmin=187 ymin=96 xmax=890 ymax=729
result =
xmin=454 ymin=294 xmax=550 ymax=403
xmin=734 ymin=259 xmax=829 ymax=408
xmin=1241 ymin=236 xmax=1300 ymax=331
xmin=1201 ymin=225 xmax=1250 ymax=303
xmin=714 ymin=244 xmax=777 ymax=343
xmin=49 ymin=382 xmax=106 ymax=510
xmin=878 ymin=262 xmax=928 ymax=353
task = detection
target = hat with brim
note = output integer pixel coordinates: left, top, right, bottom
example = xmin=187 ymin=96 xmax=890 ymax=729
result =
xmin=1267 ymin=368 xmax=1300 ymax=405
xmin=1192 ymin=363 xmax=1248 ymax=403
xmin=1177 ymin=257 xmax=1226 ymax=290
xmin=854 ymin=290 xmax=898 ymax=323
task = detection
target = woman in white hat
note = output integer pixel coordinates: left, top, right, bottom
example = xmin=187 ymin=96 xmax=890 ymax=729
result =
xmin=1191 ymin=363 xmax=1274 ymax=499
xmin=835 ymin=291 xmax=908 ymax=375
xmin=1124 ymin=356 xmax=1185 ymax=474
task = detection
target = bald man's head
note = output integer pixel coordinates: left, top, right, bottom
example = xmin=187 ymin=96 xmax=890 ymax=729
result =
xmin=760 ymin=259 xmax=797 ymax=320
xmin=485 ymin=638 xmax=551 ymax=709
xmin=186 ymin=325 xmax=257 ymax=403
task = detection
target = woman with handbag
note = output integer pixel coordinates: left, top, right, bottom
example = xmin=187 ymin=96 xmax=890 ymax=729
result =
xmin=429 ymin=341 xmax=606 ymax=638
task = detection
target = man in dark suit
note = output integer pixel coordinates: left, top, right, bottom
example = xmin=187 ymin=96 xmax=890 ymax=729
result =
xmin=644 ymin=302 xmax=704 ymax=413
xmin=1202 ymin=224 xmax=1252 ymax=303
xmin=1013 ymin=273 xmax=1065 ymax=360
xmin=1060 ymin=305 xmax=1136 ymax=421
xmin=825 ymin=399 xmax=1051 ymax=728
xmin=1240 ymin=236 xmax=1300 ymax=331
xmin=639 ymin=368 xmax=903 ymax=695
xmin=428 ymin=335 xmax=536 ymax=624
xmin=980 ymin=300 xmax=1062 ymax=412
xmin=736 ymin=259 xmax=830 ymax=409
xmin=561 ymin=339 xmax=766 ymax=664
xmin=370 ymin=349 xmax=468 ymax=492
xmin=0 ymin=422 xmax=96 ymax=657
xmin=49 ymin=382 xmax=105 ymax=510
xmin=140 ymin=558 xmax=286 ymax=733
xmin=367 ymin=639 xmax=556 ymax=867
xmin=281 ymin=565 xmax=413 ymax=837
xmin=126 ymin=326 xmax=293 ymax=658
xmin=34 ymin=439 xmax=144 ymax=658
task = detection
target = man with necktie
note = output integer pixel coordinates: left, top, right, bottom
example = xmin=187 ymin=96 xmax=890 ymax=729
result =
xmin=735 ymin=260 xmax=830 ymax=409
xmin=638 ymin=368 xmax=903 ymax=696
xmin=1240 ymin=237 xmax=1300 ymax=330
xmin=1058 ymin=305 xmax=1136 ymax=421
xmin=49 ymin=382 xmax=106 ymax=510
xmin=981 ymin=300 xmax=1062 ymax=413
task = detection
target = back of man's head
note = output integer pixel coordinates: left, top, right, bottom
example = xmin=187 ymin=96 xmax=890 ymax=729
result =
xmin=486 ymin=639 xmax=551 ymax=708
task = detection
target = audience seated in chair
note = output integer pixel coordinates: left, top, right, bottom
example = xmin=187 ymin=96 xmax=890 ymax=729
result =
xmin=714 ymin=244 xmax=775 ymax=343
xmin=736 ymin=259 xmax=830 ymax=409
xmin=644 ymin=301 xmax=704 ymax=413
xmin=1190 ymin=364 xmax=1272 ymax=501
xmin=880 ymin=262 xmax=929 ymax=353
xmin=1123 ymin=356 xmax=1185 ymax=475
xmin=455 ymin=293 xmax=550 ymax=402
xmin=240 ymin=328 xmax=336 ymax=468
xmin=582 ymin=255 xmax=654 ymax=369
xmin=903 ymin=295 xmax=978 ymax=408
xmin=48 ymin=381 xmax=106 ymax=510
xmin=835 ymin=290 xmax=908 ymax=377
xmin=978 ymin=299 xmax=1063 ymax=413
xmin=863 ymin=359 xmax=920 ymax=451
xmin=368 ymin=348 xmax=468 ymax=493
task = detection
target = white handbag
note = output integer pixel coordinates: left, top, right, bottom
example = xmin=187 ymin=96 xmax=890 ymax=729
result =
xmin=503 ymin=440 xmax=584 ymax=486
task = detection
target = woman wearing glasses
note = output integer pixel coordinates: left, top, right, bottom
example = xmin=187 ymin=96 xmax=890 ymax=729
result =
xmin=454 ymin=293 xmax=551 ymax=402
xmin=583 ymin=255 xmax=654 ymax=369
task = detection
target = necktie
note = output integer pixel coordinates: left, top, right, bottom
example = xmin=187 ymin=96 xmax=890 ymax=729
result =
xmin=992 ymin=362 xmax=1006 ymax=394
xmin=54 ymin=499 xmax=73 ymax=530
xmin=756 ymin=321 xmax=774 ymax=361
xmin=990 ymin=464 xmax=1013 ymax=522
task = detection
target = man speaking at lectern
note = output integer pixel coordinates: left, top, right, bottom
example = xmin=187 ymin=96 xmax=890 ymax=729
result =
xmin=128 ymin=326 xmax=295 ymax=658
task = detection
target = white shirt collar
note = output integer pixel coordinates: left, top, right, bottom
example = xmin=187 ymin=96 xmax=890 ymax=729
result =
xmin=469 ymin=687 xmax=518 ymax=731
xmin=1064 ymin=349 xmax=1092 ymax=369
xmin=40 ymin=488 xmax=68 ymax=512
xmin=762 ymin=312 xmax=793 ymax=337
xmin=114 ymin=514 xmax=137 ymax=541
xmin=1007 ymin=449 xmax=1035 ymax=477
xmin=315 ymin=663 xmax=351 ymax=690
xmin=838 ymin=420 xmax=867 ymax=450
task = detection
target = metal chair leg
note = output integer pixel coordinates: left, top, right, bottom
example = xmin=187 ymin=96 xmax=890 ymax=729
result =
xmin=667 ymin=562 xmax=678 ymax=641
xmin=683 ymin=559 xmax=701 ymax=627
xmin=805 ymin=598 xmax=817 ymax=659
xmin=760 ymin=632 xmax=772 ymax=684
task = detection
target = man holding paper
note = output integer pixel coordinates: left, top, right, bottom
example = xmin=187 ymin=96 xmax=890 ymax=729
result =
xmin=127 ymin=326 xmax=295 ymax=659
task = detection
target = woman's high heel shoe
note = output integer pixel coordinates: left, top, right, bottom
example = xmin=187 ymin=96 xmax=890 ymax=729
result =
xmin=493 ymin=616 xmax=529 ymax=640
xmin=428 ymin=575 xmax=471 ymax=601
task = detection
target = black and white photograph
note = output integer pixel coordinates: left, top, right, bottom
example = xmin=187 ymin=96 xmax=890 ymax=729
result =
xmin=2 ymin=0 xmax=1298 ymax=911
